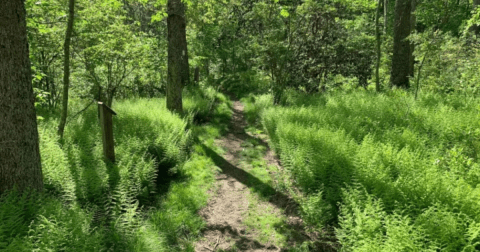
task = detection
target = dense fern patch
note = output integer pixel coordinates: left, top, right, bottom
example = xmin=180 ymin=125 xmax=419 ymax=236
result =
xmin=0 ymin=88 xmax=231 ymax=251
xmin=246 ymin=90 xmax=480 ymax=251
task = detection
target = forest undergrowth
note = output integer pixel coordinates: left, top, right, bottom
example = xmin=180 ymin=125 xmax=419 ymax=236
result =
xmin=0 ymin=87 xmax=232 ymax=252
xmin=242 ymin=89 xmax=480 ymax=251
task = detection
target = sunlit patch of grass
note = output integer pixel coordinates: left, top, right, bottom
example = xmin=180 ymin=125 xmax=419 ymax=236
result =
xmin=244 ymin=194 xmax=288 ymax=247
xmin=238 ymin=137 xmax=290 ymax=248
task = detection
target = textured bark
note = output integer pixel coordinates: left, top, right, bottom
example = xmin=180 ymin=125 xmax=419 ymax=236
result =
xmin=409 ymin=0 xmax=416 ymax=78
xmin=375 ymin=0 xmax=382 ymax=92
xmin=58 ymin=0 xmax=75 ymax=138
xmin=167 ymin=0 xmax=189 ymax=114
xmin=0 ymin=0 xmax=43 ymax=194
xmin=390 ymin=0 xmax=412 ymax=88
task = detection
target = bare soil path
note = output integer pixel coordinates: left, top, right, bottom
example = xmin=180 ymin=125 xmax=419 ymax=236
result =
xmin=194 ymin=101 xmax=328 ymax=252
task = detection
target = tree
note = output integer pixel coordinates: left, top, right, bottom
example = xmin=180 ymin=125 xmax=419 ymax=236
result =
xmin=384 ymin=0 xmax=388 ymax=34
xmin=409 ymin=0 xmax=416 ymax=78
xmin=375 ymin=0 xmax=382 ymax=92
xmin=167 ymin=0 xmax=189 ymax=113
xmin=390 ymin=0 xmax=412 ymax=88
xmin=0 ymin=0 xmax=43 ymax=194
xmin=57 ymin=0 xmax=75 ymax=138
xmin=76 ymin=0 xmax=142 ymax=107
xmin=26 ymin=0 xmax=65 ymax=109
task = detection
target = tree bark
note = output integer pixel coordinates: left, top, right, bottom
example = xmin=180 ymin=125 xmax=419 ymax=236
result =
xmin=0 ymin=0 xmax=43 ymax=195
xmin=375 ymin=0 xmax=382 ymax=92
xmin=384 ymin=0 xmax=388 ymax=34
xmin=409 ymin=0 xmax=416 ymax=78
xmin=390 ymin=0 xmax=412 ymax=88
xmin=167 ymin=0 xmax=189 ymax=114
xmin=58 ymin=0 xmax=75 ymax=138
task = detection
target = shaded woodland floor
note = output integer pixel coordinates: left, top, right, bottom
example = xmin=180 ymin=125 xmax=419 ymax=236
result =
xmin=194 ymin=101 xmax=336 ymax=252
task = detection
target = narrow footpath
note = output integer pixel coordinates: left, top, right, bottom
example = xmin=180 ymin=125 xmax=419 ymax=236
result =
xmin=194 ymin=101 xmax=331 ymax=252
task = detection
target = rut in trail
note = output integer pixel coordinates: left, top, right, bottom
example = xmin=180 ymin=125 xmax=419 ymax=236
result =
xmin=194 ymin=101 xmax=333 ymax=252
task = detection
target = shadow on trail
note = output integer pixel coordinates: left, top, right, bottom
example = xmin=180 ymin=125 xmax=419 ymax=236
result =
xmin=201 ymin=143 xmax=338 ymax=251
xmin=197 ymin=96 xmax=339 ymax=251
xmin=200 ymin=143 xmax=298 ymax=217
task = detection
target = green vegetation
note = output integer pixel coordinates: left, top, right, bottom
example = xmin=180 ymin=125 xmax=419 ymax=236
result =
xmin=243 ymin=90 xmax=480 ymax=251
xmin=4 ymin=0 xmax=480 ymax=250
xmin=0 ymin=88 xmax=231 ymax=251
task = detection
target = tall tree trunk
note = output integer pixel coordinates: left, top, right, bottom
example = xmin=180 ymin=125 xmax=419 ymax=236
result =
xmin=375 ymin=0 xmax=382 ymax=92
xmin=167 ymin=0 xmax=189 ymax=114
xmin=390 ymin=0 xmax=412 ymax=88
xmin=409 ymin=0 xmax=416 ymax=78
xmin=0 ymin=0 xmax=43 ymax=195
xmin=384 ymin=0 xmax=388 ymax=34
xmin=58 ymin=0 xmax=75 ymax=138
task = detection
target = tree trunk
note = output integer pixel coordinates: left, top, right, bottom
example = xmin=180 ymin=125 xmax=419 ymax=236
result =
xmin=409 ymin=0 xmax=416 ymax=78
xmin=384 ymin=0 xmax=388 ymax=34
xmin=0 ymin=0 xmax=43 ymax=195
xmin=375 ymin=0 xmax=382 ymax=92
xmin=58 ymin=0 xmax=75 ymax=138
xmin=390 ymin=0 xmax=412 ymax=88
xmin=194 ymin=66 xmax=199 ymax=84
xmin=205 ymin=58 xmax=210 ymax=76
xmin=106 ymin=87 xmax=116 ymax=107
xmin=167 ymin=0 xmax=189 ymax=114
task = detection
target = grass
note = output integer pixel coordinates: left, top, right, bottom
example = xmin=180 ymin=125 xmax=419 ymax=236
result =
xmin=237 ymin=134 xmax=318 ymax=251
xmin=239 ymin=138 xmax=287 ymax=246
xmin=243 ymin=194 xmax=287 ymax=246
xmin=0 ymin=86 xmax=232 ymax=251
xmin=244 ymin=89 xmax=480 ymax=251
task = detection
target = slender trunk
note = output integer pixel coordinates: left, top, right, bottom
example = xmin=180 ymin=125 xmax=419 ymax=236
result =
xmin=384 ymin=0 xmax=388 ymax=34
xmin=390 ymin=0 xmax=412 ymax=88
xmin=415 ymin=50 xmax=428 ymax=100
xmin=58 ymin=0 xmax=75 ymax=138
xmin=205 ymin=59 xmax=210 ymax=76
xmin=194 ymin=66 xmax=199 ymax=84
xmin=107 ymin=90 xmax=115 ymax=107
xmin=0 ymin=0 xmax=43 ymax=194
xmin=409 ymin=0 xmax=416 ymax=78
xmin=167 ymin=0 xmax=189 ymax=113
xmin=375 ymin=0 xmax=382 ymax=92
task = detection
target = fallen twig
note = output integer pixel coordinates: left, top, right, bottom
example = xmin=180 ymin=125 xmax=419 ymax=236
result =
xmin=203 ymin=246 xmax=214 ymax=252
xmin=214 ymin=235 xmax=221 ymax=250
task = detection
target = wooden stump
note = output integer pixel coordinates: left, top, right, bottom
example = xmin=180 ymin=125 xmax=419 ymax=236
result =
xmin=98 ymin=102 xmax=117 ymax=163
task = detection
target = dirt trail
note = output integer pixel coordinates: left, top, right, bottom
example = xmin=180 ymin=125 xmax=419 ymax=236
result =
xmin=195 ymin=101 xmax=323 ymax=252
